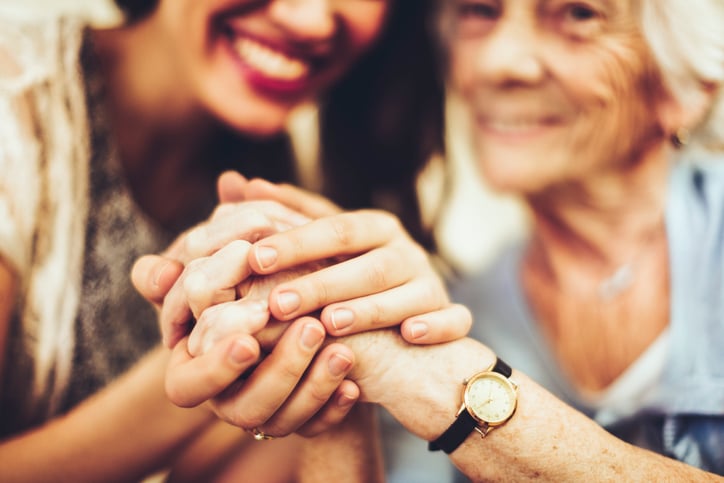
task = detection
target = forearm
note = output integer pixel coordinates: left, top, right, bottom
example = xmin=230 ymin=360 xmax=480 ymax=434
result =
xmin=297 ymin=403 xmax=384 ymax=483
xmin=0 ymin=346 xmax=215 ymax=483
xmin=346 ymin=333 xmax=720 ymax=482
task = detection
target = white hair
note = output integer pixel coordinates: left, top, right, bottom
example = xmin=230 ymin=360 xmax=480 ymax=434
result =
xmin=639 ymin=0 xmax=724 ymax=151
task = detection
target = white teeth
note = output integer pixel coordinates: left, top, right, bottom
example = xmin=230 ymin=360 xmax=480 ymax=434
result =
xmin=487 ymin=120 xmax=545 ymax=132
xmin=234 ymin=38 xmax=308 ymax=80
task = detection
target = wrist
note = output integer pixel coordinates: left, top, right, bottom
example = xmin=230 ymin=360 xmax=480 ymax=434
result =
xmin=342 ymin=333 xmax=496 ymax=442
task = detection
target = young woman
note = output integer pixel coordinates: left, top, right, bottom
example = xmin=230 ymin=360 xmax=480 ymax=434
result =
xmin=0 ymin=0 xmax=463 ymax=481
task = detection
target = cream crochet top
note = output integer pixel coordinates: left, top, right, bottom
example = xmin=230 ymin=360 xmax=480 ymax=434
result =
xmin=0 ymin=11 xmax=90 ymax=424
xmin=0 ymin=11 xmax=169 ymax=433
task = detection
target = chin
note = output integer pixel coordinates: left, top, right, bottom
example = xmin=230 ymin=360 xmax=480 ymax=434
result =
xmin=219 ymin=105 xmax=293 ymax=138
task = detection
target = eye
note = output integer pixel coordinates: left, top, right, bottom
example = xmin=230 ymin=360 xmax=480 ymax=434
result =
xmin=451 ymin=0 xmax=500 ymax=37
xmin=457 ymin=1 xmax=500 ymax=20
xmin=566 ymin=4 xmax=599 ymax=21
xmin=558 ymin=2 xmax=605 ymax=38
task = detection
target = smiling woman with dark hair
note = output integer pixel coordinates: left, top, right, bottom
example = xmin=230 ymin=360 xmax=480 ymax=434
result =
xmin=0 ymin=1 xmax=457 ymax=481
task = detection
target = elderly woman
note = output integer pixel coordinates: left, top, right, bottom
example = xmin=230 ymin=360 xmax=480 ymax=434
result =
xmin=446 ymin=0 xmax=724 ymax=473
xmin=136 ymin=0 xmax=724 ymax=479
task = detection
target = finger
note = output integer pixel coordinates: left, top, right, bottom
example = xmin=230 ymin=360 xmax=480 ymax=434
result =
xmin=400 ymin=303 xmax=473 ymax=345
xmin=294 ymin=380 xmax=360 ymax=438
xmin=161 ymin=240 xmax=255 ymax=348
xmin=260 ymin=343 xmax=355 ymax=437
xmin=318 ymin=276 xmax=449 ymax=336
xmin=211 ymin=317 xmax=326 ymax=431
xmin=248 ymin=210 xmax=407 ymax=274
xmin=183 ymin=239 xmax=254 ymax=319
xmin=267 ymin=244 xmax=424 ymax=320
xmin=217 ymin=170 xmax=248 ymax=203
xmin=188 ymin=298 xmax=270 ymax=357
xmin=179 ymin=202 xmax=309 ymax=264
xmin=242 ymin=178 xmax=341 ymax=219
xmin=165 ymin=334 xmax=261 ymax=408
xmin=131 ymin=255 xmax=184 ymax=307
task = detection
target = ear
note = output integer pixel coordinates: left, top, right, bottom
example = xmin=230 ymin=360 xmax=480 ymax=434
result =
xmin=656 ymin=81 xmax=717 ymax=135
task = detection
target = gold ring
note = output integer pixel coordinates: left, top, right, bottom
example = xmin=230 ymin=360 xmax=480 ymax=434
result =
xmin=249 ymin=428 xmax=275 ymax=441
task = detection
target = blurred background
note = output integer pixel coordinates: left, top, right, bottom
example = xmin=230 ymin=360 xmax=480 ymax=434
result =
xmin=0 ymin=0 xmax=528 ymax=273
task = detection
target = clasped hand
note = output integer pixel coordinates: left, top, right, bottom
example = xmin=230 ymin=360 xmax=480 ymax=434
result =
xmin=132 ymin=172 xmax=471 ymax=438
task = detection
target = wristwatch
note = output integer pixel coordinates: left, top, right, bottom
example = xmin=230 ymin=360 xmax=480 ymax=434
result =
xmin=428 ymin=357 xmax=518 ymax=454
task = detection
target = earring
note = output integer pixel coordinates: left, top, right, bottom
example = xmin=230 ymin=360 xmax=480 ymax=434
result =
xmin=671 ymin=127 xmax=690 ymax=148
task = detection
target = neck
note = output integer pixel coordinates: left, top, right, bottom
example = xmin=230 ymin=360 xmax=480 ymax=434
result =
xmin=89 ymin=24 xmax=233 ymax=230
xmin=91 ymin=21 xmax=223 ymax=167
xmin=524 ymin=142 xmax=672 ymax=286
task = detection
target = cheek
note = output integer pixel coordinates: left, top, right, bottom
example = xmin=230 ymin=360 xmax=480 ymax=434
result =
xmin=557 ymin=38 xmax=652 ymax=115
xmin=339 ymin=4 xmax=389 ymax=49
xmin=448 ymin=42 xmax=479 ymax=93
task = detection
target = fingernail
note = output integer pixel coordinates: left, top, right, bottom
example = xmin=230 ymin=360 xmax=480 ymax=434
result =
xmin=277 ymin=291 xmax=301 ymax=315
xmin=330 ymin=309 xmax=354 ymax=331
xmin=229 ymin=339 xmax=256 ymax=365
xmin=410 ymin=321 xmax=429 ymax=340
xmin=153 ymin=261 xmax=171 ymax=288
xmin=328 ymin=353 xmax=353 ymax=377
xmin=255 ymin=246 xmax=278 ymax=270
xmin=337 ymin=393 xmax=357 ymax=408
xmin=300 ymin=323 xmax=324 ymax=350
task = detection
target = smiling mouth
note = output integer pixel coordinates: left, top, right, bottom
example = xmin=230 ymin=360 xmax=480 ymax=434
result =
xmin=478 ymin=117 xmax=561 ymax=136
xmin=232 ymin=36 xmax=310 ymax=81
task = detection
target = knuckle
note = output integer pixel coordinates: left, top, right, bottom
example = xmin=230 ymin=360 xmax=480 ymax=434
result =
xmin=183 ymin=225 xmax=208 ymax=258
xmin=329 ymin=216 xmax=355 ymax=249
xmin=299 ymin=276 xmax=330 ymax=308
xmin=278 ymin=357 xmax=306 ymax=385
xmin=371 ymin=209 xmax=403 ymax=235
xmin=422 ymin=276 xmax=448 ymax=307
xmin=365 ymin=254 xmax=391 ymax=291
xmin=408 ymin=243 xmax=430 ymax=266
xmin=307 ymin=380 xmax=333 ymax=406
xmin=240 ymin=210 xmax=276 ymax=242
xmin=364 ymin=300 xmax=384 ymax=328
xmin=211 ymin=203 xmax=234 ymax=221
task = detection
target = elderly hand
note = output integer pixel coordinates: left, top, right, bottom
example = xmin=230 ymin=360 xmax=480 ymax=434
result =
xmin=131 ymin=172 xmax=471 ymax=437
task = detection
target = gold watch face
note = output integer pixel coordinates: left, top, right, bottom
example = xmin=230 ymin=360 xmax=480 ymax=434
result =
xmin=464 ymin=371 xmax=517 ymax=425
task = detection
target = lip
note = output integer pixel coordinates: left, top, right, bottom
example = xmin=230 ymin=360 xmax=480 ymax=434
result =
xmin=216 ymin=18 xmax=332 ymax=99
xmin=476 ymin=116 xmax=563 ymax=142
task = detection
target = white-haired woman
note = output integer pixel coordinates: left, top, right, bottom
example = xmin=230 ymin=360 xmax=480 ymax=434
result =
xmin=144 ymin=0 xmax=724 ymax=479
xmin=446 ymin=0 xmax=724 ymax=474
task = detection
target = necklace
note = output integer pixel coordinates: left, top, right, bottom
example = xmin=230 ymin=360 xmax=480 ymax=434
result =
xmin=597 ymin=263 xmax=636 ymax=300
xmin=595 ymin=219 xmax=666 ymax=301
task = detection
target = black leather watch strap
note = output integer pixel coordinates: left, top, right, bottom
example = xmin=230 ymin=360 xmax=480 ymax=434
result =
xmin=427 ymin=406 xmax=477 ymax=453
xmin=492 ymin=357 xmax=512 ymax=378
xmin=428 ymin=357 xmax=511 ymax=454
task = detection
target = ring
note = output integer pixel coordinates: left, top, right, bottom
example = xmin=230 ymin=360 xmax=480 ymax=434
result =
xmin=249 ymin=427 xmax=275 ymax=441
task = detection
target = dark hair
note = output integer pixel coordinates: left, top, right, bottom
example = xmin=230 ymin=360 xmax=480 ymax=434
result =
xmin=113 ymin=0 xmax=158 ymax=23
xmin=115 ymin=0 xmax=446 ymax=251
xmin=318 ymin=0 xmax=446 ymax=251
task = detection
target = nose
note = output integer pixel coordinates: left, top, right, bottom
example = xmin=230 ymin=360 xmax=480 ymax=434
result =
xmin=269 ymin=0 xmax=336 ymax=47
xmin=474 ymin=18 xmax=544 ymax=86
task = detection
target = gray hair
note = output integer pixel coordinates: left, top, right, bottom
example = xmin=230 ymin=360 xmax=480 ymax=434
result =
xmin=640 ymin=0 xmax=724 ymax=152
